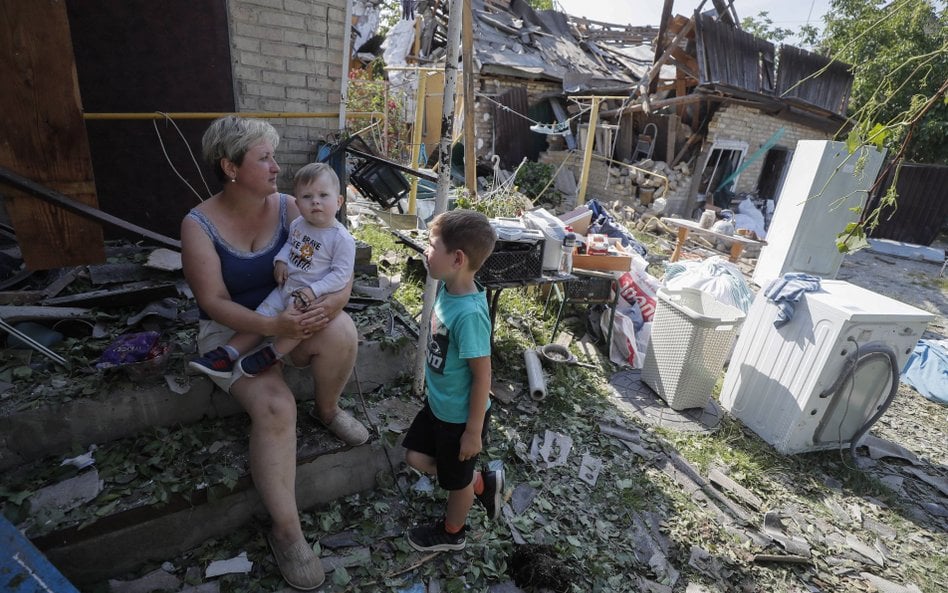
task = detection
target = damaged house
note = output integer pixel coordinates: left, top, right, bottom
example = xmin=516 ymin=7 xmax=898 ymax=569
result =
xmin=397 ymin=0 xmax=855 ymax=221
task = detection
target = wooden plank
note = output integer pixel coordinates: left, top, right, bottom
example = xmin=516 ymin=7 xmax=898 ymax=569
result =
xmin=0 ymin=0 xmax=105 ymax=270
xmin=42 ymin=282 xmax=178 ymax=308
xmin=0 ymin=165 xmax=182 ymax=250
xmin=0 ymin=305 xmax=91 ymax=323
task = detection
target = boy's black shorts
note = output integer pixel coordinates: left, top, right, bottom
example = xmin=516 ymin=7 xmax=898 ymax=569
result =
xmin=402 ymin=401 xmax=491 ymax=491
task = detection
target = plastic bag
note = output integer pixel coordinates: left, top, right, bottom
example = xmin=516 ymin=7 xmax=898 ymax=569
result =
xmin=617 ymin=255 xmax=660 ymax=321
xmin=95 ymin=331 xmax=161 ymax=369
xmin=601 ymin=307 xmax=652 ymax=368
xmin=735 ymin=196 xmax=767 ymax=239
xmin=662 ymin=256 xmax=754 ymax=313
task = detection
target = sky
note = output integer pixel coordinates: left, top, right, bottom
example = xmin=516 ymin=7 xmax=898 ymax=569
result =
xmin=555 ymin=0 xmax=833 ymax=43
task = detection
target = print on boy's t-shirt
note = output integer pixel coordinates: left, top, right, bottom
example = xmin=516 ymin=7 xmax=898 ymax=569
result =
xmin=426 ymin=311 xmax=448 ymax=373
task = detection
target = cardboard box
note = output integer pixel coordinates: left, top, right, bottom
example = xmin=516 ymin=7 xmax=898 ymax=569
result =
xmin=558 ymin=207 xmax=593 ymax=235
xmin=572 ymin=239 xmax=632 ymax=272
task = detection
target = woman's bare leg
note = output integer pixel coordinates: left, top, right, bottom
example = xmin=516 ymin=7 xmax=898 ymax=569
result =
xmin=229 ymin=370 xmax=303 ymax=546
xmin=288 ymin=311 xmax=358 ymax=424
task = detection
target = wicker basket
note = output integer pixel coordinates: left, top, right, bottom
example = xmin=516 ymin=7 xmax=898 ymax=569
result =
xmin=641 ymin=287 xmax=745 ymax=410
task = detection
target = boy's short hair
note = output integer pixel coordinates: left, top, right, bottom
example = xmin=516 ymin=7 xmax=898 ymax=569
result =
xmin=294 ymin=162 xmax=341 ymax=195
xmin=202 ymin=116 xmax=280 ymax=182
xmin=430 ymin=210 xmax=496 ymax=271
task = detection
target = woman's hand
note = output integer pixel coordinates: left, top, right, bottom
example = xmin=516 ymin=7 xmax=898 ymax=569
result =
xmin=271 ymin=299 xmax=320 ymax=340
xmin=297 ymin=288 xmax=349 ymax=333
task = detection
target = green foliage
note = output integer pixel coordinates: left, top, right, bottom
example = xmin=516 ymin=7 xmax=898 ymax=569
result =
xmin=345 ymin=62 xmax=412 ymax=162
xmin=740 ymin=11 xmax=795 ymax=43
xmin=454 ymin=188 xmax=534 ymax=219
xmin=821 ymin=0 xmax=948 ymax=164
xmin=528 ymin=0 xmax=554 ymax=9
xmin=514 ymin=161 xmax=559 ymax=204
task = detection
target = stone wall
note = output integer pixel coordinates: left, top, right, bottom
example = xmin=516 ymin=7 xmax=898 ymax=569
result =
xmin=540 ymin=150 xmax=638 ymax=207
xmin=228 ymin=0 xmax=348 ymax=188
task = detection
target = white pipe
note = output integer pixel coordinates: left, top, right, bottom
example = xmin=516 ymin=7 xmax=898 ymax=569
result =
xmin=524 ymin=348 xmax=547 ymax=401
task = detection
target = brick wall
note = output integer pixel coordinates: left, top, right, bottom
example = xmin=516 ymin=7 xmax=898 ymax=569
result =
xmin=228 ymin=0 xmax=347 ymax=188
xmin=705 ymin=103 xmax=833 ymax=195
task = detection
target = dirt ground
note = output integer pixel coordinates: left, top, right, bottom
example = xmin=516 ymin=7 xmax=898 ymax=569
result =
xmin=837 ymin=238 xmax=948 ymax=340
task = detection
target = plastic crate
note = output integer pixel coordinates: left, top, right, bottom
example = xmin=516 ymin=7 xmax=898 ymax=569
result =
xmin=641 ymin=287 xmax=745 ymax=410
xmin=349 ymin=159 xmax=409 ymax=209
xmin=565 ymin=272 xmax=613 ymax=301
xmin=476 ymin=238 xmax=544 ymax=284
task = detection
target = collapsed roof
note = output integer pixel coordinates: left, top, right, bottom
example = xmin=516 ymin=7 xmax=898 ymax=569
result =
xmin=414 ymin=0 xmax=648 ymax=93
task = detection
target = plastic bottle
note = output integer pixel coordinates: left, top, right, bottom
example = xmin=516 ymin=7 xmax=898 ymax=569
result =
xmin=560 ymin=232 xmax=576 ymax=274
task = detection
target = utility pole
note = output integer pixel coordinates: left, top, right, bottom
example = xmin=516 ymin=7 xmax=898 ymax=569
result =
xmin=413 ymin=0 xmax=465 ymax=396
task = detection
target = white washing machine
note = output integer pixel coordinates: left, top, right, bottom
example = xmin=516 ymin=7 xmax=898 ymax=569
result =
xmin=720 ymin=280 xmax=933 ymax=454
xmin=752 ymin=140 xmax=885 ymax=287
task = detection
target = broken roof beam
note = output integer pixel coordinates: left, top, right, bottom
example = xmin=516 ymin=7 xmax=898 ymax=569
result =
xmin=0 ymin=165 xmax=181 ymax=251
xmin=599 ymin=93 xmax=718 ymax=119
xmin=637 ymin=17 xmax=696 ymax=100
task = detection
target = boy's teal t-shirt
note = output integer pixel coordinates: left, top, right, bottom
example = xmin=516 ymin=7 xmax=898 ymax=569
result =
xmin=425 ymin=282 xmax=492 ymax=423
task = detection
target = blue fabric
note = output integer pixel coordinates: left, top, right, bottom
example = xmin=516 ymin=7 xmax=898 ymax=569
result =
xmin=425 ymin=282 xmax=492 ymax=423
xmin=901 ymin=339 xmax=948 ymax=404
xmin=763 ymin=273 xmax=821 ymax=328
xmin=585 ymin=199 xmax=648 ymax=257
xmin=187 ymin=195 xmax=290 ymax=319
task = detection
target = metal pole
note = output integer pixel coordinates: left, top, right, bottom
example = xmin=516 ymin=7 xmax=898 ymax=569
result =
xmin=413 ymin=0 xmax=464 ymax=397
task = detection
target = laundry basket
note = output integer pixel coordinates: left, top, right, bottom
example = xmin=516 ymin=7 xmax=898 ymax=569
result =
xmin=642 ymin=287 xmax=745 ymax=410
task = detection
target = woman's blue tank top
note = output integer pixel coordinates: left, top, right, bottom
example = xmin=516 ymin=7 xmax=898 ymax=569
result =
xmin=186 ymin=195 xmax=290 ymax=319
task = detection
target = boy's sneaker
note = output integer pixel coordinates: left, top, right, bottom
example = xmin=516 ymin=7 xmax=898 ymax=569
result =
xmin=188 ymin=347 xmax=234 ymax=379
xmin=475 ymin=467 xmax=505 ymax=521
xmin=407 ymin=520 xmax=466 ymax=552
xmin=238 ymin=346 xmax=280 ymax=377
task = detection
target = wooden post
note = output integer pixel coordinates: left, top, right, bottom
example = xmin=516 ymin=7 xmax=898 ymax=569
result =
xmin=407 ymin=70 xmax=429 ymax=215
xmin=412 ymin=15 xmax=422 ymax=62
xmin=577 ymin=97 xmax=600 ymax=206
xmin=461 ymin=0 xmax=477 ymax=196
xmin=0 ymin=1 xmax=105 ymax=270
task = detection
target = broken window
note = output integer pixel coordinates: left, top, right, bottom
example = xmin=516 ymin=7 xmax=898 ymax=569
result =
xmin=756 ymin=147 xmax=793 ymax=203
xmin=696 ymin=140 xmax=747 ymax=209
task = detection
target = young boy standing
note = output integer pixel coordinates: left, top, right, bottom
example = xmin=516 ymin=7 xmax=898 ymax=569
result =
xmin=403 ymin=209 xmax=505 ymax=552
xmin=189 ymin=162 xmax=355 ymax=378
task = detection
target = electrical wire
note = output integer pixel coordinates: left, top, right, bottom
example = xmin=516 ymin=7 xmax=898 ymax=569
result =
xmin=153 ymin=112 xmax=212 ymax=203
xmin=474 ymin=90 xmax=593 ymax=132
xmin=352 ymin=365 xmax=407 ymax=500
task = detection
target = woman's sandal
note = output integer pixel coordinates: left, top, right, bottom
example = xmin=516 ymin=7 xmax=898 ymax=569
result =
xmin=267 ymin=534 xmax=325 ymax=591
xmin=309 ymin=408 xmax=370 ymax=446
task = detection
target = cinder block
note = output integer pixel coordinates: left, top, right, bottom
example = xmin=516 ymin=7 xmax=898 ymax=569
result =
xmin=257 ymin=9 xmax=305 ymax=29
xmin=260 ymin=40 xmax=307 ymax=59
xmin=233 ymin=21 xmax=283 ymax=42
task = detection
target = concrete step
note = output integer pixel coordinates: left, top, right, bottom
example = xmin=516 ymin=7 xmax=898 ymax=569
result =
xmin=2 ymin=393 xmax=420 ymax=587
xmin=0 ymin=338 xmax=416 ymax=471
